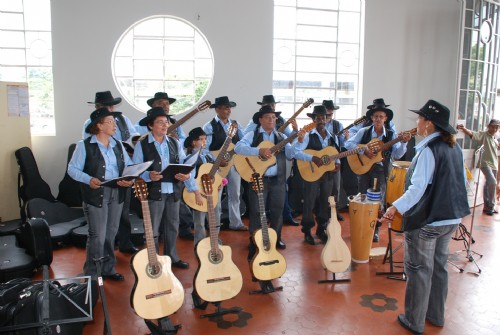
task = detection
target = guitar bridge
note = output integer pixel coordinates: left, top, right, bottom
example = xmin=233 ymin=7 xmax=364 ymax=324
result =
xmin=259 ymin=260 xmax=280 ymax=266
xmin=206 ymin=276 xmax=231 ymax=284
xmin=146 ymin=290 xmax=172 ymax=299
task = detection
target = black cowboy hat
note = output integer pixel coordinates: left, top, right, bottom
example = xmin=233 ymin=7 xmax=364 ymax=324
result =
xmin=322 ymin=100 xmax=340 ymax=111
xmin=366 ymin=106 xmax=394 ymax=122
xmin=306 ymin=105 xmax=328 ymax=118
xmin=252 ymin=105 xmax=281 ymax=124
xmin=409 ymin=99 xmax=456 ymax=134
xmin=84 ymin=108 xmax=119 ymax=133
xmin=87 ymin=91 xmax=122 ymax=106
xmin=257 ymin=95 xmax=280 ymax=105
xmin=367 ymin=98 xmax=390 ymax=109
xmin=210 ymin=96 xmax=237 ymax=108
xmin=184 ymin=127 xmax=207 ymax=149
xmin=138 ymin=107 xmax=169 ymax=126
xmin=147 ymin=92 xmax=176 ymax=107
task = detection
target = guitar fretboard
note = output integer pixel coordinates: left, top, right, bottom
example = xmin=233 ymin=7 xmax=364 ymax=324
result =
xmin=206 ymin=190 xmax=220 ymax=256
xmin=141 ymin=200 xmax=159 ymax=269
xmin=256 ymin=187 xmax=270 ymax=248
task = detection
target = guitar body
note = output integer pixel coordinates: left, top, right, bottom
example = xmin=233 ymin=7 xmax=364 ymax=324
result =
xmin=233 ymin=141 xmax=277 ymax=182
xmin=297 ymin=147 xmax=339 ymax=182
xmin=194 ymin=237 xmax=243 ymax=302
xmin=320 ymin=197 xmax=351 ymax=273
xmin=346 ymin=141 xmax=383 ymax=175
xmin=251 ymin=228 xmax=286 ymax=281
xmin=130 ymin=249 xmax=185 ymax=319
xmin=183 ymin=163 xmax=223 ymax=212
xmin=211 ymin=143 xmax=235 ymax=178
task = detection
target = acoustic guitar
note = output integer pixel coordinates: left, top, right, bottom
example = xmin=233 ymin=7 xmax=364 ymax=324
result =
xmin=234 ymin=123 xmax=316 ymax=182
xmin=249 ymin=170 xmax=287 ymax=281
xmin=130 ymin=179 xmax=185 ymax=320
xmin=335 ymin=115 xmax=368 ymax=136
xmin=193 ymin=174 xmax=243 ymax=302
xmin=167 ymin=100 xmax=211 ymax=137
xmin=183 ymin=122 xmax=238 ymax=212
xmin=320 ymin=196 xmax=351 ymax=273
xmin=347 ymin=128 xmax=417 ymax=175
xmin=210 ymin=143 xmax=235 ymax=178
xmin=277 ymin=98 xmax=314 ymax=132
xmin=297 ymin=142 xmax=378 ymax=182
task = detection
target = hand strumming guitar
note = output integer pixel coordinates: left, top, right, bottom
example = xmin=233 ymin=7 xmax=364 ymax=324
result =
xmin=312 ymin=156 xmax=323 ymax=167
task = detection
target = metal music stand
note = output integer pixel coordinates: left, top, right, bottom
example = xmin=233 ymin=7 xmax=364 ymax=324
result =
xmin=449 ymin=146 xmax=484 ymax=274
xmin=375 ymin=221 xmax=406 ymax=281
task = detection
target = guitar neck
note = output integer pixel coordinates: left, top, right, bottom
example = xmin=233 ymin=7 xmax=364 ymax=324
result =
xmin=256 ymin=191 xmax=270 ymax=245
xmin=206 ymin=193 xmax=220 ymax=254
xmin=277 ymin=106 xmax=306 ymax=132
xmin=167 ymin=107 xmax=199 ymax=135
xmin=270 ymin=131 xmax=298 ymax=155
xmin=380 ymin=130 xmax=414 ymax=151
xmin=336 ymin=116 xmax=367 ymax=136
xmin=209 ymin=136 xmax=233 ymax=176
xmin=140 ymin=200 xmax=159 ymax=267
xmin=330 ymin=146 xmax=364 ymax=160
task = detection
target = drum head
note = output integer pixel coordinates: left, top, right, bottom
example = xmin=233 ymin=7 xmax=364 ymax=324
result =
xmin=392 ymin=161 xmax=411 ymax=169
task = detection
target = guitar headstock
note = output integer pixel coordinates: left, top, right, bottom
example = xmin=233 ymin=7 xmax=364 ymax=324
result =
xmin=228 ymin=121 xmax=238 ymax=138
xmin=303 ymin=98 xmax=314 ymax=108
xmin=198 ymin=100 xmax=211 ymax=112
xmin=408 ymin=128 xmax=417 ymax=136
xmin=328 ymin=196 xmax=336 ymax=208
xmin=354 ymin=115 xmax=368 ymax=125
xmin=133 ymin=178 xmax=148 ymax=201
xmin=250 ymin=173 xmax=264 ymax=194
xmin=301 ymin=122 xmax=316 ymax=132
xmin=201 ymin=174 xmax=213 ymax=195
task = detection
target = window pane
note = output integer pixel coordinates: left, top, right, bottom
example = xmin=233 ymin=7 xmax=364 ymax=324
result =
xmin=0 ymin=31 xmax=25 ymax=48
xmin=274 ymin=7 xmax=297 ymax=39
xmin=134 ymin=18 xmax=164 ymax=36
xmin=24 ymin=0 xmax=51 ymax=31
xmin=0 ymin=12 xmax=24 ymax=30
xmin=114 ymin=57 xmax=133 ymax=76
xmin=134 ymin=39 xmax=163 ymax=59
xmin=297 ymin=9 xmax=337 ymax=26
xmin=0 ymin=0 xmax=23 ymax=11
xmin=26 ymin=32 xmax=52 ymax=66
xmin=337 ymin=44 xmax=359 ymax=74
xmin=165 ymin=60 xmax=194 ymax=80
xmin=165 ymin=40 xmax=194 ymax=60
xmin=296 ymin=56 xmax=335 ymax=72
xmin=134 ymin=59 xmax=164 ymax=79
xmin=339 ymin=0 xmax=361 ymax=12
xmin=338 ymin=12 xmax=360 ymax=42
xmin=0 ymin=65 xmax=26 ymax=81
xmin=297 ymin=25 xmax=337 ymax=41
xmin=298 ymin=0 xmax=338 ymax=11
xmin=0 ymin=49 xmax=26 ymax=65
xmin=297 ymin=40 xmax=336 ymax=58
xmin=165 ymin=19 xmax=194 ymax=37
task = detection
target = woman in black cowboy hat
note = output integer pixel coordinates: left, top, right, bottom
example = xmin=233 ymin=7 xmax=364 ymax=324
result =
xmin=68 ymin=108 xmax=135 ymax=281
xmin=380 ymin=99 xmax=470 ymax=334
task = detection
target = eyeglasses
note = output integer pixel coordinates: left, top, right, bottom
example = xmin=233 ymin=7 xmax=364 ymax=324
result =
xmin=261 ymin=116 xmax=276 ymax=120
xmin=101 ymin=120 xmax=116 ymax=125
xmin=154 ymin=120 xmax=171 ymax=126
xmin=372 ymin=115 xmax=387 ymax=119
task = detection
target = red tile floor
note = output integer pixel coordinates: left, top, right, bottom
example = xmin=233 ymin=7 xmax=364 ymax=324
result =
xmin=34 ymin=206 xmax=499 ymax=335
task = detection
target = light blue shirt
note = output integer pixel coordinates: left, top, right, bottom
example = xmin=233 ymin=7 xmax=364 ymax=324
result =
xmin=392 ymin=132 xmax=463 ymax=227
xmin=68 ymin=136 xmax=133 ymax=185
xmin=234 ymin=127 xmax=294 ymax=177
xmin=82 ymin=113 xmax=137 ymax=141
xmin=344 ymin=125 xmax=407 ymax=161
xmin=293 ymin=128 xmax=340 ymax=164
xmin=203 ymin=116 xmax=245 ymax=160
xmin=132 ymin=134 xmax=196 ymax=193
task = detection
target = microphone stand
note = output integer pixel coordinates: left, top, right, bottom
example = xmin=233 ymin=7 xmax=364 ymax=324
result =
xmin=449 ymin=145 xmax=483 ymax=274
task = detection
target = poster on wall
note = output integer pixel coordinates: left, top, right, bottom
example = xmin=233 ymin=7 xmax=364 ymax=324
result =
xmin=7 ymin=84 xmax=29 ymax=117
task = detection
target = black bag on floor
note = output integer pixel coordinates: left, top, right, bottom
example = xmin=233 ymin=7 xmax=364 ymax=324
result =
xmin=18 ymin=219 xmax=53 ymax=268
xmin=57 ymin=143 xmax=82 ymax=208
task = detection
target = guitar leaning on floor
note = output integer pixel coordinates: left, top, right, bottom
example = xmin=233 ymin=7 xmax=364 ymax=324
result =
xmin=130 ymin=179 xmax=185 ymax=320
xmin=249 ymin=171 xmax=287 ymax=281
xmin=183 ymin=122 xmax=238 ymax=212
xmin=193 ymin=174 xmax=243 ymax=302
xmin=347 ymin=128 xmax=417 ymax=175
xmin=320 ymin=196 xmax=351 ymax=274
xmin=234 ymin=123 xmax=316 ymax=182
xmin=297 ymin=141 xmax=378 ymax=182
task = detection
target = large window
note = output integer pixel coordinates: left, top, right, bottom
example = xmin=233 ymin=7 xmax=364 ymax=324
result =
xmin=273 ymin=0 xmax=364 ymax=126
xmin=0 ymin=0 xmax=54 ymax=136
xmin=112 ymin=16 xmax=214 ymax=115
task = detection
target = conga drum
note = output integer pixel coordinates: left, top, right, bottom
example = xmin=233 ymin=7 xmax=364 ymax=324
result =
xmin=349 ymin=197 xmax=380 ymax=263
xmin=386 ymin=161 xmax=411 ymax=232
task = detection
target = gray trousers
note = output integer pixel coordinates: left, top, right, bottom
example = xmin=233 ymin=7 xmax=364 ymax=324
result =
xmin=226 ymin=166 xmax=244 ymax=229
xmin=83 ymin=187 xmax=123 ymax=276
xmin=480 ymin=167 xmax=497 ymax=210
xmin=149 ymin=193 xmax=181 ymax=262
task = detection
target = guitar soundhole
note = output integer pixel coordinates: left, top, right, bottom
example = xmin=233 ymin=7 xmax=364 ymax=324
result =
xmin=223 ymin=153 xmax=231 ymax=160
xmin=146 ymin=263 xmax=162 ymax=279
xmin=321 ymin=156 xmax=330 ymax=165
xmin=208 ymin=250 xmax=223 ymax=264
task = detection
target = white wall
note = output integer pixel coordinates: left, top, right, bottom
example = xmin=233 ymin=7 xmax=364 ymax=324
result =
xmin=33 ymin=0 xmax=463 ymax=194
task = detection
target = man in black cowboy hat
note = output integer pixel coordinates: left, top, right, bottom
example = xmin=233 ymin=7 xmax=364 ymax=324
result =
xmin=458 ymin=118 xmax=500 ymax=215
xmin=202 ymin=96 xmax=248 ymax=231
xmin=380 ymin=99 xmax=470 ymax=334
xmin=135 ymin=92 xmax=187 ymax=144
xmin=235 ymin=105 xmax=295 ymax=252
xmin=82 ymin=90 xmax=139 ymax=255
xmin=345 ymin=102 xmax=411 ymax=242
xmin=294 ymin=105 xmax=341 ymax=245
xmin=348 ymin=98 xmax=398 ymax=139
xmin=132 ymin=107 xmax=197 ymax=269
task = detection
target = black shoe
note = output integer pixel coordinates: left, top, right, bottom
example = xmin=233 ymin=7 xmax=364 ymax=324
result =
xmin=483 ymin=209 xmax=494 ymax=216
xmin=336 ymin=213 xmax=344 ymax=221
xmin=276 ymin=240 xmax=286 ymax=250
xmin=397 ymin=314 xmax=423 ymax=335
xmin=179 ymin=232 xmax=195 ymax=240
xmin=119 ymin=246 xmax=139 ymax=254
xmin=316 ymin=230 xmax=328 ymax=244
xmin=103 ymin=273 xmax=124 ymax=281
xmin=172 ymin=260 xmax=189 ymax=269
xmin=284 ymin=218 xmax=300 ymax=226
xmin=304 ymin=232 xmax=315 ymax=245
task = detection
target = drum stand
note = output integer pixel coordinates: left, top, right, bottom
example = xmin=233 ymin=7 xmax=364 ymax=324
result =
xmin=375 ymin=223 xmax=405 ymax=281
xmin=192 ymin=290 xmax=243 ymax=318
xmin=250 ymin=280 xmax=284 ymax=294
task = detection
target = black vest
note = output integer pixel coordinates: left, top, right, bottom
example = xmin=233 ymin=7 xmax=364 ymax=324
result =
xmin=140 ymin=136 xmax=182 ymax=201
xmin=402 ymin=137 xmax=470 ymax=231
xmin=208 ymin=119 xmax=240 ymax=151
xmin=81 ymin=137 xmax=126 ymax=207
xmin=251 ymin=129 xmax=286 ymax=183
xmin=115 ymin=113 xmax=130 ymax=141
xmin=306 ymin=132 xmax=338 ymax=179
